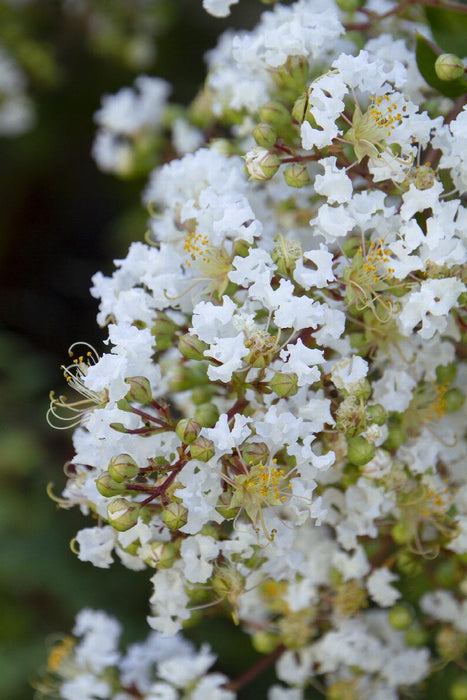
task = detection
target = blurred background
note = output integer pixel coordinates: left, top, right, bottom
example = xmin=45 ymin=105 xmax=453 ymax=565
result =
xmin=0 ymin=1 xmax=274 ymax=697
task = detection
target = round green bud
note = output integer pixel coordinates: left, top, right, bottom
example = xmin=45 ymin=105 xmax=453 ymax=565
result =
xmin=95 ymin=472 xmax=126 ymax=498
xmin=346 ymin=436 xmax=376 ymax=466
xmin=212 ymin=566 xmax=246 ymax=601
xmin=245 ymin=147 xmax=281 ymax=181
xmin=391 ymin=520 xmax=412 ymax=545
xmin=437 ymin=626 xmax=467 ymax=660
xmin=190 ymin=436 xmax=215 ymax=462
xmin=107 ymin=498 xmax=140 ymax=531
xmin=366 ymin=404 xmax=387 ymax=426
xmin=283 ymin=163 xmax=311 ymax=188
xmin=108 ymin=454 xmax=139 ymax=483
xmin=353 ymin=378 xmax=371 ymax=400
xmin=252 ymin=630 xmax=279 ymax=654
xmin=116 ymin=398 xmax=131 ymax=412
xmin=125 ymin=376 xmax=152 ymax=404
xmin=269 ymin=372 xmax=299 ymax=397
xmin=342 ymin=236 xmax=361 ymax=258
xmin=341 ymin=462 xmax=361 ymax=487
xmin=292 ymin=93 xmax=308 ymax=124
xmin=435 ymin=54 xmax=465 ymax=81
xmin=396 ymin=550 xmax=423 ymax=576
xmin=435 ymin=559 xmax=459 ymax=587
xmin=336 ymin=0 xmax=361 ymax=10
xmin=175 ymin=418 xmax=201 ymax=445
xmin=405 ymin=627 xmax=429 ymax=648
xmin=383 ymin=425 xmax=407 ymax=451
xmin=349 ymin=332 xmax=368 ymax=350
xmin=444 ymin=388 xmax=464 ymax=413
xmin=253 ymin=122 xmax=277 ymax=148
xmin=258 ymin=100 xmax=291 ymax=129
xmin=241 ymin=442 xmax=270 ymax=466
xmin=162 ymin=501 xmax=188 ymax=531
xmin=151 ymin=314 xmax=179 ymax=350
xmin=191 ymin=386 xmax=215 ymax=405
xmin=388 ymin=604 xmax=414 ymax=630
xmin=145 ymin=541 xmax=179 ymax=569
xmin=436 ymin=363 xmax=457 ymax=385
xmin=450 ymin=677 xmax=467 ymax=700
xmin=178 ymin=333 xmax=209 ymax=361
xmin=195 ymin=403 xmax=219 ymax=428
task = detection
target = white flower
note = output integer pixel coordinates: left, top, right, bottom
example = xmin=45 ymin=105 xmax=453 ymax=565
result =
xmin=202 ymin=0 xmax=239 ymax=18
xmin=75 ymin=526 xmax=116 ymax=569
xmin=331 ymin=356 xmax=368 ymax=392
xmin=367 ymin=568 xmax=401 ymax=606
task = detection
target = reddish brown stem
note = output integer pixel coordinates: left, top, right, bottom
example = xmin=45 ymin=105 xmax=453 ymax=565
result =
xmin=225 ymin=645 xmax=286 ymax=692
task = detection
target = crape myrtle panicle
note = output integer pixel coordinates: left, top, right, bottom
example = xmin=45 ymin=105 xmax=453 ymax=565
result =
xmin=39 ymin=0 xmax=467 ymax=698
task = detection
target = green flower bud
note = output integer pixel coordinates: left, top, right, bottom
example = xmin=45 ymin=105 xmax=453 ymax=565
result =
xmin=245 ymin=147 xmax=281 ymax=181
xmin=108 ymin=454 xmax=140 ymax=482
xmin=349 ymin=331 xmax=368 ymax=350
xmin=292 ymin=93 xmax=308 ymax=124
xmin=195 ymin=403 xmax=219 ymax=428
xmin=396 ymin=550 xmax=423 ymax=576
xmin=241 ymin=442 xmax=270 ymax=466
xmin=391 ymin=520 xmax=412 ymax=545
xmin=125 ymin=376 xmax=152 ymax=404
xmin=151 ymin=314 xmax=179 ymax=350
xmin=353 ymin=378 xmax=371 ymax=400
xmin=342 ymin=236 xmax=361 ymax=258
xmin=145 ymin=541 xmax=179 ymax=569
xmin=176 ymin=418 xmax=201 ymax=445
xmin=366 ymin=404 xmax=387 ymax=426
xmin=252 ymin=630 xmax=279 ymax=654
xmin=110 ymin=422 xmax=128 ymax=433
xmin=436 ymin=363 xmax=457 ymax=385
xmin=178 ymin=333 xmax=209 ymax=361
xmin=435 ymin=559 xmax=459 ymax=588
xmin=162 ymin=501 xmax=188 ymax=531
xmin=435 ymin=54 xmax=465 ymax=81
xmin=450 ymin=677 xmax=467 ymax=700
xmin=388 ymin=604 xmax=414 ymax=630
xmin=336 ymin=0 xmax=361 ymax=10
xmin=283 ymin=163 xmax=311 ymax=188
xmin=271 ymin=236 xmax=303 ymax=277
xmin=346 ymin=436 xmax=376 ymax=466
xmin=444 ymin=388 xmax=464 ymax=413
xmin=116 ymin=398 xmax=131 ymax=411
xmin=437 ymin=626 xmax=467 ymax=660
xmin=405 ymin=626 xmax=429 ymax=648
xmin=190 ymin=436 xmax=215 ymax=462
xmin=231 ymin=238 xmax=250 ymax=258
xmin=258 ymin=100 xmax=291 ymax=129
xmin=95 ymin=472 xmax=126 ymax=497
xmin=341 ymin=462 xmax=361 ymax=487
xmin=253 ymin=122 xmax=277 ymax=148
xmin=107 ymin=498 xmax=140 ymax=531
xmin=383 ymin=425 xmax=407 ymax=451
xmin=269 ymin=372 xmax=299 ymax=397
xmin=278 ymin=610 xmax=316 ymax=649
xmin=212 ymin=565 xmax=246 ymax=619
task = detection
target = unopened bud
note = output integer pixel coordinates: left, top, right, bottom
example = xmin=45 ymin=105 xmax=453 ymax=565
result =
xmin=384 ymin=425 xmax=407 ymax=451
xmin=450 ymin=677 xmax=467 ymax=700
xmin=435 ymin=54 xmax=465 ymax=81
xmin=436 ymin=363 xmax=457 ymax=385
xmin=151 ymin=314 xmax=178 ymax=350
xmin=145 ymin=541 xmax=178 ymax=569
xmin=162 ymin=501 xmax=188 ymax=531
xmin=125 ymin=376 xmax=152 ymax=404
xmin=436 ymin=625 xmax=467 ymax=660
xmin=292 ymin=93 xmax=308 ymax=124
xmin=405 ymin=626 xmax=429 ymax=648
xmin=252 ymin=630 xmax=279 ymax=654
xmin=216 ymin=491 xmax=239 ymax=520
xmin=346 ymin=436 xmax=375 ymax=466
xmin=190 ymin=436 xmax=215 ymax=462
xmin=366 ymin=403 xmax=387 ymax=426
xmin=245 ymin=147 xmax=281 ymax=181
xmin=258 ymin=100 xmax=291 ymax=129
xmin=445 ymin=388 xmax=464 ymax=413
xmin=388 ymin=604 xmax=414 ymax=630
xmin=253 ymin=122 xmax=277 ymax=148
xmin=108 ymin=454 xmax=139 ymax=482
xmin=391 ymin=520 xmax=412 ymax=545
xmin=178 ymin=333 xmax=209 ymax=361
xmin=195 ymin=403 xmax=219 ymax=428
xmin=241 ymin=442 xmax=270 ymax=466
xmin=176 ymin=418 xmax=201 ymax=445
xmin=269 ymin=372 xmax=299 ymax=398
xmin=283 ymin=163 xmax=310 ymax=188
xmin=95 ymin=472 xmax=126 ymax=497
xmin=107 ymin=498 xmax=139 ymax=531
xmin=396 ymin=550 xmax=423 ymax=576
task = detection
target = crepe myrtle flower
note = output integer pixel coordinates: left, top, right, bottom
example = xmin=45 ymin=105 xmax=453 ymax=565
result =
xmin=47 ymin=342 xmax=108 ymax=429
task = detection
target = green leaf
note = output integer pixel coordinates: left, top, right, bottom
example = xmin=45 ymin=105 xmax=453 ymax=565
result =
xmin=415 ymin=33 xmax=467 ymax=99
xmin=425 ymin=5 xmax=467 ymax=57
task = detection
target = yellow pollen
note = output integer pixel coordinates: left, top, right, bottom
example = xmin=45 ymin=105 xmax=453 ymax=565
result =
xmin=183 ymin=231 xmax=211 ymax=267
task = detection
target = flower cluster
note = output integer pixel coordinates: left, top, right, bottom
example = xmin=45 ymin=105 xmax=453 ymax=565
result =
xmin=43 ymin=0 xmax=467 ymax=698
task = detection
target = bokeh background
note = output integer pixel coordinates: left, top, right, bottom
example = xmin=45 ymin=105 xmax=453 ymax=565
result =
xmin=0 ymin=2 xmax=274 ymax=697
